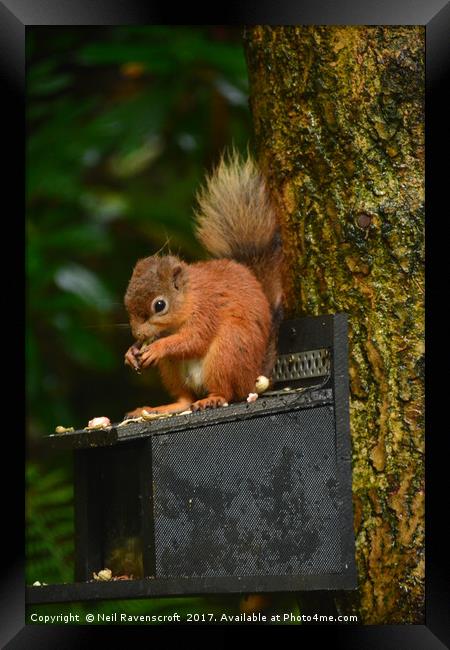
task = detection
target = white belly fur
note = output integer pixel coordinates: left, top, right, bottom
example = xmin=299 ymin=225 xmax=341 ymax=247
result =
xmin=180 ymin=358 xmax=206 ymax=395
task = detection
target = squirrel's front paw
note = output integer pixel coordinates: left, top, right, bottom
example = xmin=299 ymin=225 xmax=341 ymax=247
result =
xmin=138 ymin=340 xmax=164 ymax=368
xmin=124 ymin=342 xmax=141 ymax=371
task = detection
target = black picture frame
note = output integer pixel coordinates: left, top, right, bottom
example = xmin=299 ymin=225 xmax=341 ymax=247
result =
xmin=7 ymin=1 xmax=448 ymax=646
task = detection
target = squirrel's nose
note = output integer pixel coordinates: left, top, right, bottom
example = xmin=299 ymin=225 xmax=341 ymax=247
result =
xmin=132 ymin=326 xmax=144 ymax=341
xmin=133 ymin=325 xmax=154 ymax=344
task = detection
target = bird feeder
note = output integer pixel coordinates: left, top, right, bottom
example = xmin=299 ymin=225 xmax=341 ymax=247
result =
xmin=27 ymin=313 xmax=357 ymax=604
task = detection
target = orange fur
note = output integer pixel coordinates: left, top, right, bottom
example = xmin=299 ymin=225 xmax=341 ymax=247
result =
xmin=125 ymin=259 xmax=271 ymax=414
xmin=195 ymin=149 xmax=283 ymax=314
xmin=124 ymin=152 xmax=283 ymax=416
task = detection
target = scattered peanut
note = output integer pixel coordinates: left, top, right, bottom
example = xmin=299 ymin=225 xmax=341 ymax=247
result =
xmin=141 ymin=410 xmax=173 ymax=421
xmin=55 ymin=425 xmax=74 ymax=434
xmin=93 ymin=568 xmax=112 ymax=581
xmin=255 ymin=375 xmax=270 ymax=394
xmin=87 ymin=416 xmax=111 ymax=429
xmin=117 ymin=417 xmax=144 ymax=427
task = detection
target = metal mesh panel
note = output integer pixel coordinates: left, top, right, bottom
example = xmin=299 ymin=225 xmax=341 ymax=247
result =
xmin=152 ymin=405 xmax=342 ymax=578
xmin=272 ymin=348 xmax=330 ymax=382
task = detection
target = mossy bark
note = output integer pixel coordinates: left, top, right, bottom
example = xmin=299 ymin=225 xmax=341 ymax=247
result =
xmin=244 ymin=26 xmax=424 ymax=624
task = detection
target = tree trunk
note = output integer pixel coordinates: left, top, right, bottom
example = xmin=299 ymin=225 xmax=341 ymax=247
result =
xmin=244 ymin=26 xmax=424 ymax=625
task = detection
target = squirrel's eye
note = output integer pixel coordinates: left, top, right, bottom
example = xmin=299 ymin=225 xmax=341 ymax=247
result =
xmin=153 ymin=299 xmax=166 ymax=314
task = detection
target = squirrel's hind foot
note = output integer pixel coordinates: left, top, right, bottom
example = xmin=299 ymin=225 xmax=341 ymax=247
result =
xmin=125 ymin=398 xmax=192 ymax=418
xmin=191 ymin=394 xmax=229 ymax=411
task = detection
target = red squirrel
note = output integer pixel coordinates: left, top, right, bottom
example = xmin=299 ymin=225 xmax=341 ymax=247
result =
xmin=124 ymin=151 xmax=283 ymax=416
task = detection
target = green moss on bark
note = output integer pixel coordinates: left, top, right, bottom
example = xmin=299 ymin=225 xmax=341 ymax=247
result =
xmin=244 ymin=26 xmax=424 ymax=624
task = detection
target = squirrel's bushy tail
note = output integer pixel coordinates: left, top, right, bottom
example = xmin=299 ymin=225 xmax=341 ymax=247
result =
xmin=194 ymin=149 xmax=284 ymax=377
xmin=194 ymin=149 xmax=283 ymax=319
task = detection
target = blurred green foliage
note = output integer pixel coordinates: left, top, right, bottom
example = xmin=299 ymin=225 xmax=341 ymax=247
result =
xmin=26 ymin=462 xmax=74 ymax=585
xmin=26 ymin=26 xmax=302 ymax=623
xmin=27 ymin=25 xmax=251 ymax=439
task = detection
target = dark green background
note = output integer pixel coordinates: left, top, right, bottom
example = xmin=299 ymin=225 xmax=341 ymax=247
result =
xmin=26 ymin=25 xmax=301 ymax=622
xmin=27 ymin=25 xmax=251 ymax=440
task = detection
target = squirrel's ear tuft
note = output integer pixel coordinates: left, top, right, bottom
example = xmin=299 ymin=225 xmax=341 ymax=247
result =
xmin=172 ymin=264 xmax=184 ymax=290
